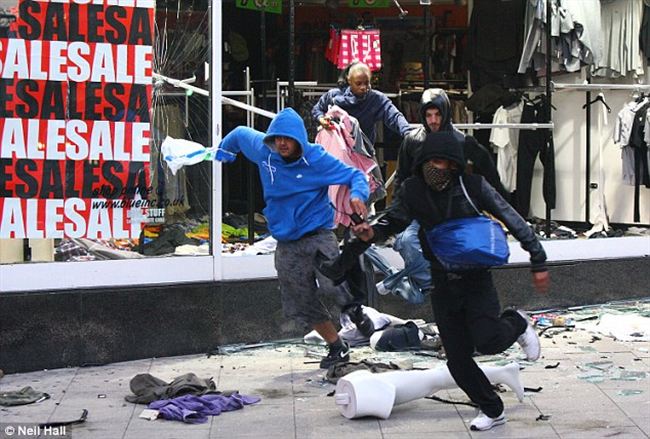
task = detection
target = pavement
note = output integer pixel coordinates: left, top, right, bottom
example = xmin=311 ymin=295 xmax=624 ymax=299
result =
xmin=1 ymin=305 xmax=650 ymax=439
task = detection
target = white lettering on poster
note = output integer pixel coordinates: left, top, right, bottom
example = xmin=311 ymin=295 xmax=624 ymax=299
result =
xmin=0 ymin=40 xmax=152 ymax=85
xmin=0 ymin=198 xmax=145 ymax=239
xmin=34 ymin=0 xmax=154 ymax=9
xmin=0 ymin=118 xmax=151 ymax=162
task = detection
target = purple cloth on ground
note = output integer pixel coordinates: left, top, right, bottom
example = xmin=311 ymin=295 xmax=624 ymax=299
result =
xmin=148 ymin=393 xmax=261 ymax=424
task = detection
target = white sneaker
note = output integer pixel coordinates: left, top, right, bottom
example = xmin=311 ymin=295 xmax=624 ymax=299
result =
xmin=470 ymin=410 xmax=506 ymax=431
xmin=516 ymin=310 xmax=541 ymax=361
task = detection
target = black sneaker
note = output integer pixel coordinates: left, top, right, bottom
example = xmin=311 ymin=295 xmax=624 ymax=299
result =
xmin=344 ymin=304 xmax=375 ymax=338
xmin=319 ymin=341 xmax=350 ymax=369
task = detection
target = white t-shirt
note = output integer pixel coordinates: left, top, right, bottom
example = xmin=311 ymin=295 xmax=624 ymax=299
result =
xmin=490 ymin=102 xmax=524 ymax=192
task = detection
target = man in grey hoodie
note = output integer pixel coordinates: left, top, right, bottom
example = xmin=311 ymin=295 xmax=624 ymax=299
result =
xmin=384 ymin=88 xmax=509 ymax=300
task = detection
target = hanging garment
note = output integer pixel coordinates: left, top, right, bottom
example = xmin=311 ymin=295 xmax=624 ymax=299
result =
xmin=615 ymin=98 xmax=649 ymax=188
xmin=519 ymin=0 xmax=602 ymax=75
xmin=326 ymin=27 xmax=340 ymax=65
xmin=467 ymin=0 xmax=525 ymax=90
xmin=515 ymin=99 xmax=556 ymax=218
xmin=585 ymin=94 xmax=611 ymax=238
xmin=561 ymin=0 xmax=603 ymax=67
xmin=490 ymin=101 xmax=524 ymax=192
xmin=614 ymin=98 xmax=648 ymax=149
xmin=596 ymin=0 xmax=645 ymax=77
xmin=641 ymin=3 xmax=650 ymax=61
xmin=336 ymin=29 xmax=382 ymax=71
xmin=315 ymin=106 xmax=381 ymax=227
xmin=627 ymin=101 xmax=650 ymax=222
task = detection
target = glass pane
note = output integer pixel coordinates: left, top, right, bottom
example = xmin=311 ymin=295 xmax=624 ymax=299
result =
xmin=0 ymin=0 xmax=212 ymax=263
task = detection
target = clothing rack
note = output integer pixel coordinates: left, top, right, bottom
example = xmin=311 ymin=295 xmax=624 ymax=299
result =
xmin=407 ymin=122 xmax=554 ymax=130
xmin=552 ymin=83 xmax=650 ymax=92
xmin=553 ymin=81 xmax=650 ymax=224
xmin=454 ymin=123 xmax=554 ymax=130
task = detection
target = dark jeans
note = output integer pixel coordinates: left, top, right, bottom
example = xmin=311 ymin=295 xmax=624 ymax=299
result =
xmin=515 ymin=102 xmax=556 ymax=218
xmin=430 ymin=270 xmax=526 ymax=417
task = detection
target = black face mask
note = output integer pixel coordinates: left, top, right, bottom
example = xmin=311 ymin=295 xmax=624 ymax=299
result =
xmin=422 ymin=162 xmax=453 ymax=191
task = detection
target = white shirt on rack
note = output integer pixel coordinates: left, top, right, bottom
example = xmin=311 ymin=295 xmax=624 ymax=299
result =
xmin=490 ymin=101 xmax=524 ymax=192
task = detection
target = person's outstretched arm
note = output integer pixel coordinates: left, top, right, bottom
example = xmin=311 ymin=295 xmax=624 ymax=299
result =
xmin=217 ymin=126 xmax=267 ymax=163
xmin=476 ymin=177 xmax=549 ymax=293
xmin=378 ymin=93 xmax=412 ymax=137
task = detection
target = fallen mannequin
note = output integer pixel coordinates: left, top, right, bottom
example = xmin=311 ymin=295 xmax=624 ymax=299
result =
xmin=334 ymin=361 xmax=524 ymax=419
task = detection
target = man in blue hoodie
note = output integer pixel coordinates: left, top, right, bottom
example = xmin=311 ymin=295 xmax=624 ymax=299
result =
xmin=216 ymin=108 xmax=370 ymax=368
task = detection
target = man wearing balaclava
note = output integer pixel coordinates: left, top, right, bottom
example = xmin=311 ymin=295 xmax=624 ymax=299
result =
xmin=381 ymin=88 xmax=509 ymax=299
xmin=350 ymin=132 xmax=550 ymax=431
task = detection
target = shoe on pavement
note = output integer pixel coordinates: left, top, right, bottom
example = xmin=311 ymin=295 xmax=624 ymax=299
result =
xmin=319 ymin=341 xmax=350 ymax=369
xmin=516 ymin=310 xmax=541 ymax=361
xmin=470 ymin=410 xmax=506 ymax=431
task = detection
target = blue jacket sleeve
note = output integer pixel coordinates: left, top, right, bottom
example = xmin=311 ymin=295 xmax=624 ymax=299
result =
xmin=378 ymin=93 xmax=411 ymax=137
xmin=219 ymin=126 xmax=267 ymax=163
xmin=312 ymin=90 xmax=334 ymax=121
xmin=317 ymin=151 xmax=370 ymax=202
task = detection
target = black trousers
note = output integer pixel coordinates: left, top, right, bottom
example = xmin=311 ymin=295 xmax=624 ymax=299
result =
xmin=430 ymin=270 xmax=526 ymax=417
xmin=515 ymin=102 xmax=556 ymax=219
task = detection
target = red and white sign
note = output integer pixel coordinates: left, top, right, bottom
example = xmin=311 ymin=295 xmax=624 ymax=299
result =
xmin=0 ymin=0 xmax=155 ymax=239
xmin=336 ymin=29 xmax=382 ymax=71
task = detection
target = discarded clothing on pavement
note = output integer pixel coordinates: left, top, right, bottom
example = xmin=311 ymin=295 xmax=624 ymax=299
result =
xmin=0 ymin=386 xmax=50 ymax=406
xmin=303 ymin=305 xmax=430 ymax=348
xmin=125 ymin=373 xmax=218 ymax=404
xmin=148 ymin=393 xmax=261 ymax=424
xmin=370 ymin=321 xmax=424 ymax=352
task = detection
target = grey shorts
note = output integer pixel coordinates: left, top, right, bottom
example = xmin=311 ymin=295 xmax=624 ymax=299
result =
xmin=274 ymin=230 xmax=353 ymax=327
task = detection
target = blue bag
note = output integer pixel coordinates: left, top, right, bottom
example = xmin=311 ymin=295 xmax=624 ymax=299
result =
xmin=424 ymin=177 xmax=510 ymax=271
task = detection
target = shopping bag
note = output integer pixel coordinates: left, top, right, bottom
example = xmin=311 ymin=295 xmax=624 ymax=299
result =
xmin=425 ymin=215 xmax=509 ymax=271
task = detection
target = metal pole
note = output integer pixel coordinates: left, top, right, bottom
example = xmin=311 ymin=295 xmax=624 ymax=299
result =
xmin=585 ymin=70 xmax=592 ymax=224
xmin=424 ymin=6 xmax=430 ymax=89
xmin=553 ymin=82 xmax=650 ymax=91
xmin=245 ymin=67 xmax=255 ymax=244
xmin=261 ymin=11 xmax=268 ymax=113
xmin=288 ymin=0 xmax=295 ymax=108
xmin=544 ymin=0 xmax=553 ymax=237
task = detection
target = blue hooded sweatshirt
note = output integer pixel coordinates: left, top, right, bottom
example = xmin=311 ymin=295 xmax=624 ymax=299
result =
xmin=219 ymin=108 xmax=370 ymax=241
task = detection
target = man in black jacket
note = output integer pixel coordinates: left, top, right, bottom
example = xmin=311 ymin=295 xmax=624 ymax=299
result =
xmin=382 ymin=88 xmax=509 ymax=299
xmin=352 ymin=132 xmax=549 ymax=431
xmin=394 ymin=88 xmax=508 ymax=197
